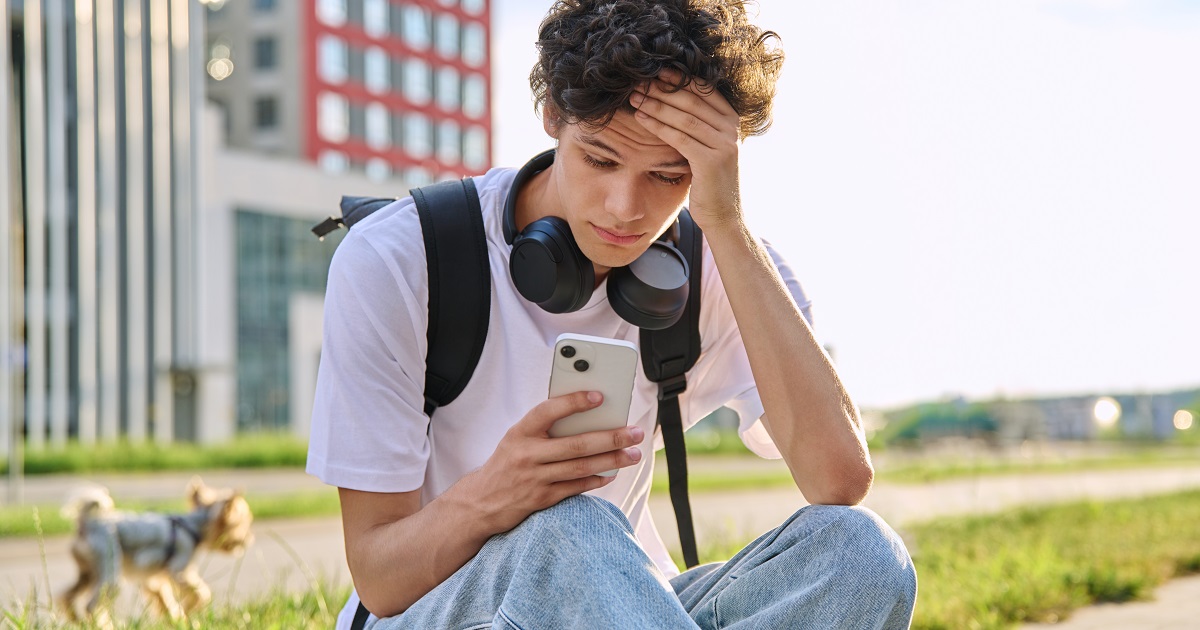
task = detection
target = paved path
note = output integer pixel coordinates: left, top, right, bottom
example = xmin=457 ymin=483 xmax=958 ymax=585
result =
xmin=3 ymin=462 xmax=1200 ymax=627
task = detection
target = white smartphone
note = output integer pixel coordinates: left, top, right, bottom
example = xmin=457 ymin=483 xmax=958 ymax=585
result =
xmin=547 ymin=333 xmax=639 ymax=476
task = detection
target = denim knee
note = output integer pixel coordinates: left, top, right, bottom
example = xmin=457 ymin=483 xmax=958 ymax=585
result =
xmin=794 ymin=505 xmax=917 ymax=602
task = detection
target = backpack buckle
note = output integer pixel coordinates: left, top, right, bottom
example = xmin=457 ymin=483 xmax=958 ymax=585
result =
xmin=311 ymin=216 xmax=344 ymax=240
xmin=657 ymin=374 xmax=688 ymax=401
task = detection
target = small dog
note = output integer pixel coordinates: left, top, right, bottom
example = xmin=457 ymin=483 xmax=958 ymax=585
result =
xmin=58 ymin=477 xmax=255 ymax=622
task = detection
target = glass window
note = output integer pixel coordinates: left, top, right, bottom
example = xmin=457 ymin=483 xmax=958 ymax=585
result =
xmin=317 ymin=92 xmax=349 ymax=142
xmin=318 ymin=36 xmax=348 ymax=84
xmin=364 ymin=47 xmax=389 ymax=94
xmin=253 ymin=0 xmax=277 ymax=11
xmin=435 ymin=13 xmax=459 ymax=59
xmin=254 ymin=96 xmax=278 ymax=129
xmin=462 ymin=74 xmax=486 ymax=119
xmin=462 ymin=0 xmax=485 ymax=16
xmin=366 ymin=103 xmax=391 ymax=150
xmin=404 ymin=114 xmax=432 ymax=158
xmin=366 ymin=158 xmax=391 ymax=181
xmin=253 ymin=37 xmax=277 ymax=70
xmin=316 ymin=0 xmax=347 ymax=27
xmin=363 ymin=0 xmax=388 ymax=38
xmin=233 ymin=210 xmax=344 ymax=431
xmin=437 ymin=120 xmax=461 ymax=164
xmin=436 ymin=66 xmax=460 ymax=111
xmin=463 ymin=125 xmax=488 ymax=170
xmin=319 ymin=150 xmax=349 ymax=173
xmin=406 ymin=167 xmax=433 ymax=187
xmin=462 ymin=22 xmax=485 ymax=68
xmin=402 ymin=5 xmax=431 ymax=50
xmin=403 ymin=58 xmax=431 ymax=105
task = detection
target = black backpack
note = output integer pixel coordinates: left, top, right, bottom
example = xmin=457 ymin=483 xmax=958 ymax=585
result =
xmin=314 ymin=178 xmax=704 ymax=625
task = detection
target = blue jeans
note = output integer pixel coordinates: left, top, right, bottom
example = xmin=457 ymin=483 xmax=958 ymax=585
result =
xmin=370 ymin=495 xmax=917 ymax=629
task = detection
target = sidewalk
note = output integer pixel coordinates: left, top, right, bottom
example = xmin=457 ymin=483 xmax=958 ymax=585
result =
xmin=3 ymin=461 xmax=1200 ymax=627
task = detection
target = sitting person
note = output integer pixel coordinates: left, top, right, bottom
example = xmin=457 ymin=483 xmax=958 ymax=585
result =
xmin=307 ymin=1 xmax=917 ymax=628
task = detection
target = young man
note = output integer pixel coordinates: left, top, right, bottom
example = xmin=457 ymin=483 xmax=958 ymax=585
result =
xmin=308 ymin=1 xmax=916 ymax=628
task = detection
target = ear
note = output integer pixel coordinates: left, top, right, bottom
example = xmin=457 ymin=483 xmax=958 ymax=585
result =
xmin=542 ymin=106 xmax=562 ymax=139
xmin=188 ymin=476 xmax=215 ymax=507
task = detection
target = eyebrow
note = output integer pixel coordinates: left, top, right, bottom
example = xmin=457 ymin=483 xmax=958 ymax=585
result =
xmin=577 ymin=134 xmax=691 ymax=170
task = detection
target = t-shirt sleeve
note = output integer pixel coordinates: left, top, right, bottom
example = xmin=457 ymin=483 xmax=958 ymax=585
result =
xmin=305 ymin=220 xmax=432 ymax=493
xmin=681 ymin=239 xmax=813 ymax=460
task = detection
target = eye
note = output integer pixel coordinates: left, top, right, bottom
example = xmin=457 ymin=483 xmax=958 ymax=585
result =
xmin=653 ymin=172 xmax=687 ymax=186
xmin=582 ymin=153 xmax=617 ymax=169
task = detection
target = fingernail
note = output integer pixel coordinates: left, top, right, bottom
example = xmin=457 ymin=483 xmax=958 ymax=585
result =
xmin=630 ymin=92 xmax=645 ymax=107
xmin=587 ymin=391 xmax=602 ymax=404
xmin=629 ymin=426 xmax=644 ymax=442
xmin=626 ymin=447 xmax=642 ymax=462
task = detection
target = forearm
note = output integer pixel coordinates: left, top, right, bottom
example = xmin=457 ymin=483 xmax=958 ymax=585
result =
xmin=346 ymin=473 xmax=500 ymax=617
xmin=704 ymin=220 xmax=873 ymax=505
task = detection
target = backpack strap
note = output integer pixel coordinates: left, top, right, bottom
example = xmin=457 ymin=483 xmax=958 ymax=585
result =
xmin=640 ymin=209 xmax=704 ymax=569
xmin=411 ymin=179 xmax=491 ymax=416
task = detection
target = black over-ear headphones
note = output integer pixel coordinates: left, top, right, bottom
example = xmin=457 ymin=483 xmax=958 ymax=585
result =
xmin=502 ymin=149 xmax=692 ymax=330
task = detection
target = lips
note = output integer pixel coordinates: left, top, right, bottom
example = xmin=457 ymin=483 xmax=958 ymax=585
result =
xmin=591 ymin=224 xmax=644 ymax=246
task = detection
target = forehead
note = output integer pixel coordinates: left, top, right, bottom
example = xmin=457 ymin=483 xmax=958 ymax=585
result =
xmin=568 ymin=111 xmax=689 ymax=168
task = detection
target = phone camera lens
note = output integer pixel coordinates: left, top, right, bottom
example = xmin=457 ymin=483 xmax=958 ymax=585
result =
xmin=560 ymin=345 xmax=576 ymax=358
xmin=574 ymin=359 xmax=589 ymax=372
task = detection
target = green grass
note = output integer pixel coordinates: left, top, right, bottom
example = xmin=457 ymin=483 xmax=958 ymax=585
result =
xmin=6 ymin=491 xmax=1200 ymax=628
xmin=3 ymin=580 xmax=352 ymax=630
xmin=0 ymin=434 xmax=309 ymax=476
xmin=659 ymin=490 xmax=1200 ymax=629
xmin=907 ymin=490 xmax=1200 ymax=629
xmin=0 ymin=489 xmax=342 ymax=539
xmin=880 ymin=446 xmax=1200 ymax=484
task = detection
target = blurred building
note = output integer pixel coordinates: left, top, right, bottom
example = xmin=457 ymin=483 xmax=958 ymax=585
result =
xmin=203 ymin=0 xmax=492 ymax=183
xmin=199 ymin=0 xmax=494 ymax=437
xmin=876 ymin=388 xmax=1200 ymax=447
xmin=4 ymin=0 xmax=495 ymax=454
xmin=3 ymin=0 xmax=208 ymax=452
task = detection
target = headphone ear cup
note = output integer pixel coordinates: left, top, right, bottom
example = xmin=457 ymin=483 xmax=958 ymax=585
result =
xmin=607 ymin=241 xmax=690 ymax=330
xmin=509 ymin=216 xmax=596 ymax=313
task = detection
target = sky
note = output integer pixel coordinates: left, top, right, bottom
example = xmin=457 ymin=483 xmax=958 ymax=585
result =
xmin=490 ymin=0 xmax=1200 ymax=410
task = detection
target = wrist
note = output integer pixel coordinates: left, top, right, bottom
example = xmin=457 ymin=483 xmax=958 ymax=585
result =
xmin=694 ymin=213 xmax=753 ymax=250
xmin=442 ymin=471 xmax=508 ymax=541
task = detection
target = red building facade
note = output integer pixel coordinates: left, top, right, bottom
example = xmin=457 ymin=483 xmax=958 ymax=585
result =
xmin=303 ymin=0 xmax=491 ymax=183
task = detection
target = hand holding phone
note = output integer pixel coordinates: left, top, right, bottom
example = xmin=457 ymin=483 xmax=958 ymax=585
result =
xmin=547 ymin=333 xmax=638 ymax=475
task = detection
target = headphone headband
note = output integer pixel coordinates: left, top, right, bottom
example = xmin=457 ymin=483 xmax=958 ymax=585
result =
xmin=502 ymin=149 xmax=557 ymax=245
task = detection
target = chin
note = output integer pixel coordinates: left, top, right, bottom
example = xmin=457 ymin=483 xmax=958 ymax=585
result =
xmin=581 ymin=241 xmax=645 ymax=271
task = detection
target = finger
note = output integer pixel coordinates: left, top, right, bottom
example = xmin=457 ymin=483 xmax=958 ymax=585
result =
xmin=537 ymin=424 xmax=646 ymax=464
xmin=655 ymin=69 xmax=738 ymax=118
xmin=549 ymin=472 xmax=618 ymax=501
xmin=633 ymin=83 xmax=724 ymax=141
xmin=544 ymin=446 xmax=644 ymax=481
xmin=514 ymin=391 xmax=603 ymax=437
xmin=630 ymin=91 xmax=724 ymax=151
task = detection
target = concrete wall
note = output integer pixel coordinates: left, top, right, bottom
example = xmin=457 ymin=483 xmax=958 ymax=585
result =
xmin=204 ymin=1 xmax=304 ymax=157
xmin=196 ymin=104 xmax=410 ymax=442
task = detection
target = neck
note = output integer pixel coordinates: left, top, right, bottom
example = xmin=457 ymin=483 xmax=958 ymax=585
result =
xmin=513 ymin=164 xmax=609 ymax=286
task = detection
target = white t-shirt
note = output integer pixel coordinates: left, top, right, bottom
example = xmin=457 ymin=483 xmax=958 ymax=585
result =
xmin=306 ymin=166 xmax=813 ymax=628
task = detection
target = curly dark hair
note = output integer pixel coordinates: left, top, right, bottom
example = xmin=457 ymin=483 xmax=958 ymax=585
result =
xmin=529 ymin=0 xmax=784 ymax=139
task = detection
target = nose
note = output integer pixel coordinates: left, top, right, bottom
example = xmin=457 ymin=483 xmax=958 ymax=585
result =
xmin=605 ymin=178 xmax=645 ymax=224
